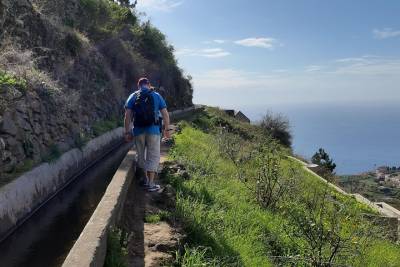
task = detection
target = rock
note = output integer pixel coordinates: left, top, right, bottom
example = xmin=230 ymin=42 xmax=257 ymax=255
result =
xmin=154 ymin=243 xmax=175 ymax=253
xmin=0 ymin=138 xmax=5 ymax=150
xmin=177 ymin=169 xmax=190 ymax=180
xmin=32 ymin=121 xmax=42 ymax=135
xmin=16 ymin=116 xmax=32 ymax=131
xmin=30 ymin=98 xmax=41 ymax=114
xmin=1 ymin=150 xmax=16 ymax=173
xmin=0 ymin=112 xmax=18 ymax=136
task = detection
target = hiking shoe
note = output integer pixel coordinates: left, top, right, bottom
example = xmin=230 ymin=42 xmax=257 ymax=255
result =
xmin=139 ymin=177 xmax=149 ymax=187
xmin=147 ymin=184 xmax=161 ymax=192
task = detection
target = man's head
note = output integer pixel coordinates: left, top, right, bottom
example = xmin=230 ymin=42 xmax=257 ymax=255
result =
xmin=137 ymin=77 xmax=150 ymax=89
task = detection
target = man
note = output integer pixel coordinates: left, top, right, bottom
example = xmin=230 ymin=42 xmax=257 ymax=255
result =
xmin=124 ymin=78 xmax=170 ymax=192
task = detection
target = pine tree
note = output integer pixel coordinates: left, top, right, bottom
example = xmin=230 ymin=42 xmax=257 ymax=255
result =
xmin=115 ymin=0 xmax=137 ymax=8
xmin=311 ymin=148 xmax=337 ymax=174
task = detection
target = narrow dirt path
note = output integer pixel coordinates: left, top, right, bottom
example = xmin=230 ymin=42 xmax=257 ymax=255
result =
xmin=121 ymin=126 xmax=182 ymax=267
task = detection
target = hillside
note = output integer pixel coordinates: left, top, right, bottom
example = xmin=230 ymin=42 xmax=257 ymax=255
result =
xmin=147 ymin=107 xmax=400 ymax=266
xmin=0 ymin=0 xmax=193 ymax=182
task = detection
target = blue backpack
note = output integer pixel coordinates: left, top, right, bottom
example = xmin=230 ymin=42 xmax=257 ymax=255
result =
xmin=132 ymin=90 xmax=157 ymax=127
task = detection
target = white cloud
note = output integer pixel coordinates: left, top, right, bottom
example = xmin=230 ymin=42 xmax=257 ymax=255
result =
xmin=333 ymin=57 xmax=400 ymax=75
xmin=192 ymin=56 xmax=400 ymax=107
xmin=213 ymin=39 xmax=227 ymax=44
xmin=136 ymin=0 xmax=183 ymax=12
xmin=234 ymin=37 xmax=279 ymax=49
xmin=373 ymin=28 xmax=400 ymax=39
xmin=305 ymin=65 xmax=323 ymax=72
xmin=203 ymin=39 xmax=228 ymax=45
xmin=175 ymin=47 xmax=230 ymax=58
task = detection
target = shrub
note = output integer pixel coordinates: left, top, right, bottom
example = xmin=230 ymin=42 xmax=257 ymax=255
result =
xmin=217 ymin=128 xmax=296 ymax=210
xmin=74 ymin=131 xmax=91 ymax=150
xmin=283 ymin=185 xmax=376 ymax=266
xmin=91 ymin=118 xmax=121 ymax=137
xmin=0 ymin=70 xmax=27 ymax=91
xmin=64 ymin=32 xmax=82 ymax=56
xmin=253 ymin=142 xmax=297 ymax=210
xmin=259 ymin=111 xmax=292 ymax=147
xmin=42 ymin=144 xmax=62 ymax=163
xmin=79 ymin=0 xmax=137 ymax=38
xmin=104 ymin=227 xmax=129 ymax=267
xmin=0 ymin=46 xmax=62 ymax=94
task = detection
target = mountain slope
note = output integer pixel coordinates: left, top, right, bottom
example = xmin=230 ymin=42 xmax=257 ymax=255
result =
xmin=0 ymin=0 xmax=193 ymax=180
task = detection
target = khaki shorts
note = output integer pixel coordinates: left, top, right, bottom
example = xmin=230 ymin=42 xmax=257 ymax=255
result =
xmin=134 ymin=134 xmax=161 ymax=172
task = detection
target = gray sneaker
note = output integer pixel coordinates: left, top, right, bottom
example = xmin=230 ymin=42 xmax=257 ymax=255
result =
xmin=139 ymin=177 xmax=149 ymax=187
xmin=147 ymin=184 xmax=161 ymax=192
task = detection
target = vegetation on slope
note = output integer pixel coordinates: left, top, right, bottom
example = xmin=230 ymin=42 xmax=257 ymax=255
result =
xmin=164 ymin=107 xmax=400 ymax=266
xmin=0 ymin=0 xmax=192 ymax=181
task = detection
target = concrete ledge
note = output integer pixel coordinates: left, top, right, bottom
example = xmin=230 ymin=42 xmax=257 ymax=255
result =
xmin=0 ymin=128 xmax=124 ymax=241
xmin=62 ymin=106 xmax=202 ymax=267
xmin=62 ymin=150 xmax=136 ymax=267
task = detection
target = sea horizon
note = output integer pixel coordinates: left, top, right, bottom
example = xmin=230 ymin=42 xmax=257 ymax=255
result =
xmin=209 ymin=102 xmax=400 ymax=175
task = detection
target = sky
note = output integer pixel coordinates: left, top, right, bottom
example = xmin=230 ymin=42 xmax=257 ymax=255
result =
xmin=135 ymin=0 xmax=400 ymax=112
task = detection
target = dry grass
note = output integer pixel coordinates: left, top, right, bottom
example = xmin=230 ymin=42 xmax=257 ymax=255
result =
xmin=0 ymin=44 xmax=62 ymax=94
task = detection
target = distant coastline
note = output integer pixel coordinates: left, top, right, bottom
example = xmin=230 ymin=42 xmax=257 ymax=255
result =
xmin=230 ymin=102 xmax=400 ymax=175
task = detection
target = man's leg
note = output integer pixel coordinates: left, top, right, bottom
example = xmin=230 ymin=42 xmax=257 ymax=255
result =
xmin=144 ymin=134 xmax=161 ymax=191
xmin=134 ymin=134 xmax=147 ymax=184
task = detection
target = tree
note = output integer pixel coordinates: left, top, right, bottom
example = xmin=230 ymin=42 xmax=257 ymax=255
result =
xmin=312 ymin=148 xmax=337 ymax=177
xmin=114 ymin=0 xmax=137 ymax=8
xmin=259 ymin=111 xmax=292 ymax=147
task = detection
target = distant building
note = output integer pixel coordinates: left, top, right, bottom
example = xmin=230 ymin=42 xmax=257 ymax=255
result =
xmin=377 ymin=166 xmax=390 ymax=174
xmin=223 ymin=109 xmax=251 ymax=123
xmin=234 ymin=111 xmax=251 ymax=123
xmin=223 ymin=109 xmax=235 ymax=116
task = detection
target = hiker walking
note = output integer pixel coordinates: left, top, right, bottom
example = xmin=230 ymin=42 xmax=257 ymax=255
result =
xmin=124 ymin=78 xmax=170 ymax=192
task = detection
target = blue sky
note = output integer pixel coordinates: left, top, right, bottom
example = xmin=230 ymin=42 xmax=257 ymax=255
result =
xmin=135 ymin=0 xmax=400 ymax=110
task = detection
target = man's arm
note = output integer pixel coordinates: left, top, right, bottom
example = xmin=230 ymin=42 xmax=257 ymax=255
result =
xmin=160 ymin=108 xmax=170 ymax=138
xmin=124 ymin=109 xmax=133 ymax=142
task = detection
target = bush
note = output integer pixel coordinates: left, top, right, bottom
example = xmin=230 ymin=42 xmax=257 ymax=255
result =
xmin=42 ymin=144 xmax=62 ymax=163
xmin=91 ymin=118 xmax=121 ymax=137
xmin=282 ymin=185 xmax=375 ymax=266
xmin=253 ymin=143 xmax=297 ymax=210
xmin=216 ymin=128 xmax=296 ymax=210
xmin=0 ymin=70 xmax=27 ymax=92
xmin=64 ymin=32 xmax=82 ymax=56
xmin=259 ymin=111 xmax=292 ymax=147
xmin=104 ymin=227 xmax=129 ymax=267
xmin=79 ymin=0 xmax=137 ymax=39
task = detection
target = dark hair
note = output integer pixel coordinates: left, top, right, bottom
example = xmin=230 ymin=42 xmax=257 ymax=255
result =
xmin=137 ymin=77 xmax=150 ymax=88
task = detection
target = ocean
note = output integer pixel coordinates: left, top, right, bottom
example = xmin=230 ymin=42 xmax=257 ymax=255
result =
xmin=237 ymin=103 xmax=400 ymax=175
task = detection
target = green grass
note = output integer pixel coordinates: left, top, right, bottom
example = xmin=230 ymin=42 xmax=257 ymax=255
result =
xmin=104 ymin=227 xmax=128 ymax=267
xmin=0 ymin=71 xmax=27 ymax=92
xmin=145 ymin=211 xmax=171 ymax=224
xmin=166 ymin=112 xmax=400 ymax=267
xmin=92 ymin=117 xmax=123 ymax=137
xmin=174 ymin=246 xmax=222 ymax=267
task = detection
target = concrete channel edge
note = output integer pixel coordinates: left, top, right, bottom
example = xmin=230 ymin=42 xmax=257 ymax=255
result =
xmin=62 ymin=106 xmax=201 ymax=267
xmin=62 ymin=150 xmax=137 ymax=267
xmin=0 ymin=128 xmax=125 ymax=242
